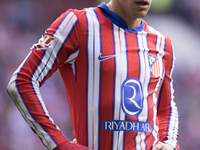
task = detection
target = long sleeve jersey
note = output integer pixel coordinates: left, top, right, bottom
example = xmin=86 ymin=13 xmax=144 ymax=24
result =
xmin=7 ymin=2 xmax=179 ymax=150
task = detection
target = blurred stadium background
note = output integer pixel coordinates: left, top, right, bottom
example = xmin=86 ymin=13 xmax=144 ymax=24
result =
xmin=0 ymin=0 xmax=200 ymax=149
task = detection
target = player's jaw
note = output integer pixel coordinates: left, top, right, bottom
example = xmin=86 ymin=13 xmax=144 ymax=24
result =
xmin=116 ymin=0 xmax=152 ymax=19
xmin=131 ymin=0 xmax=152 ymax=18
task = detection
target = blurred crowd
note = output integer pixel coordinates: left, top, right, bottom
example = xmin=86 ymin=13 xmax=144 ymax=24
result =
xmin=173 ymin=0 xmax=200 ymax=31
xmin=0 ymin=0 xmax=200 ymax=150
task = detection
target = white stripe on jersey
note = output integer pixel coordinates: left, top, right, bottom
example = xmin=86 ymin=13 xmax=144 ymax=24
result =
xmin=64 ymin=48 xmax=80 ymax=64
xmin=118 ymin=27 xmax=128 ymax=150
xmin=85 ymin=8 xmax=101 ymax=150
xmin=65 ymin=48 xmax=80 ymax=77
xmin=135 ymin=31 xmax=150 ymax=150
xmin=112 ymin=25 xmax=127 ymax=150
xmin=167 ymin=44 xmax=179 ymax=148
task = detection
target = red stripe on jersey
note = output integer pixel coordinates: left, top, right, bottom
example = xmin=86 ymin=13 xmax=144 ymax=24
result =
xmin=126 ymin=32 xmax=140 ymax=79
xmin=98 ymin=16 xmax=115 ymax=150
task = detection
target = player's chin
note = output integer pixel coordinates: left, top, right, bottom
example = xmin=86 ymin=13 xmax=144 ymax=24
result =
xmin=136 ymin=10 xmax=150 ymax=18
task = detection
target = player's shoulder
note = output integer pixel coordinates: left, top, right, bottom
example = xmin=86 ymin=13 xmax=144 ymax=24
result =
xmin=61 ymin=8 xmax=85 ymax=19
xmin=63 ymin=6 xmax=99 ymax=19
xmin=143 ymin=20 xmax=172 ymax=42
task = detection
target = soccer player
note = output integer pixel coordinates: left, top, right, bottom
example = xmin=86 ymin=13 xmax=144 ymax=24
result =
xmin=7 ymin=0 xmax=179 ymax=150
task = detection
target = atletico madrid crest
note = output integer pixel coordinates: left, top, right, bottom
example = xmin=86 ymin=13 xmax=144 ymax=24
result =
xmin=148 ymin=54 xmax=161 ymax=77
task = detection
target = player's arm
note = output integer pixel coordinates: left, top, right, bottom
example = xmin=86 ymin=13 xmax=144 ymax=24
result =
xmin=7 ymin=10 xmax=86 ymax=150
xmin=156 ymin=37 xmax=179 ymax=150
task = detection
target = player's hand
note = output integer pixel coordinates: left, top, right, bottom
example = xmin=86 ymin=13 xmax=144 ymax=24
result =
xmin=71 ymin=138 xmax=77 ymax=143
xmin=152 ymin=141 xmax=174 ymax=150
xmin=70 ymin=139 xmax=93 ymax=150
xmin=53 ymin=139 xmax=93 ymax=150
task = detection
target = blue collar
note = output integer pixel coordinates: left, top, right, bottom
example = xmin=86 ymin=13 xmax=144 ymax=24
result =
xmin=98 ymin=2 xmax=144 ymax=33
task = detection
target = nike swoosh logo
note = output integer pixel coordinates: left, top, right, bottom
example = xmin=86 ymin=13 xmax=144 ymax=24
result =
xmin=98 ymin=53 xmax=116 ymax=61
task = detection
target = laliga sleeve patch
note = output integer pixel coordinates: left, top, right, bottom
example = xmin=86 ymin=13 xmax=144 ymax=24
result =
xmin=121 ymin=78 xmax=144 ymax=117
xmin=32 ymin=35 xmax=55 ymax=50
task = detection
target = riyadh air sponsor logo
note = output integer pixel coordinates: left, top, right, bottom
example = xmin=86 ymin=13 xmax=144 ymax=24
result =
xmin=98 ymin=53 xmax=116 ymax=61
xmin=121 ymin=78 xmax=144 ymax=117
xmin=102 ymin=120 xmax=152 ymax=132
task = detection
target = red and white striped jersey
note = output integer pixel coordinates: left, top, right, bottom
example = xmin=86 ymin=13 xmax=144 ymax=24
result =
xmin=7 ymin=2 xmax=179 ymax=150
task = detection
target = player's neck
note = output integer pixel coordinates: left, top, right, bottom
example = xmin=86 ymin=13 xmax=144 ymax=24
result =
xmin=107 ymin=2 xmax=142 ymax=29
